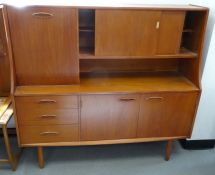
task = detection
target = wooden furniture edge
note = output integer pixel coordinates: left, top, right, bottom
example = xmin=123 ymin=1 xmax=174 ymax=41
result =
xmin=11 ymin=96 xmax=21 ymax=146
xmin=197 ymin=9 xmax=209 ymax=89
xmin=20 ymin=136 xmax=187 ymax=147
xmin=3 ymin=4 xmax=209 ymax=11
xmin=14 ymin=90 xmax=200 ymax=96
xmin=1 ymin=5 xmax=16 ymax=95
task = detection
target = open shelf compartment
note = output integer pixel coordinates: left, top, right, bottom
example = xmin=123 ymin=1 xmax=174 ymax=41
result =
xmin=79 ymin=9 xmax=95 ymax=56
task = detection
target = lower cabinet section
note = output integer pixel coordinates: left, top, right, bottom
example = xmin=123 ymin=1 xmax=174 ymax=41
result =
xmin=80 ymin=94 xmax=140 ymax=141
xmin=137 ymin=92 xmax=198 ymax=137
xmin=19 ymin=125 xmax=79 ymax=144
xmin=15 ymin=92 xmax=199 ymax=145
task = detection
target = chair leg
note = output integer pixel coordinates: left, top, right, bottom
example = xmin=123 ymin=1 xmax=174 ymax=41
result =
xmin=2 ymin=125 xmax=17 ymax=171
xmin=165 ymin=140 xmax=174 ymax=161
xmin=38 ymin=146 xmax=44 ymax=168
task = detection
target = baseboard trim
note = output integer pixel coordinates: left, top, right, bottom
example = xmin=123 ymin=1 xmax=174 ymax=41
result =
xmin=180 ymin=139 xmax=215 ymax=150
xmin=0 ymin=128 xmax=17 ymax=136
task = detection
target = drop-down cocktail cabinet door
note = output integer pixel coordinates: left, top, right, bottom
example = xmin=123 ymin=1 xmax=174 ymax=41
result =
xmin=7 ymin=6 xmax=79 ymax=85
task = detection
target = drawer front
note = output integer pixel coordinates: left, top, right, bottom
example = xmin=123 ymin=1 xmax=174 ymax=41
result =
xmin=15 ymin=95 xmax=79 ymax=109
xmin=19 ymin=125 xmax=79 ymax=144
xmin=17 ymin=108 xmax=79 ymax=125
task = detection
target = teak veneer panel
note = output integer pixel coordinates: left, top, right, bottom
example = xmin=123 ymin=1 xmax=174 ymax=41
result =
xmin=137 ymin=92 xmax=198 ymax=138
xmin=19 ymin=125 xmax=79 ymax=144
xmin=81 ymin=94 xmax=140 ymax=141
xmin=95 ymin=10 xmax=160 ymax=56
xmin=20 ymin=136 xmax=187 ymax=147
xmin=17 ymin=108 xmax=79 ymax=125
xmin=14 ymin=74 xmax=199 ymax=96
xmin=15 ymin=95 xmax=79 ymax=109
xmin=7 ymin=6 xmax=79 ymax=85
xmin=157 ymin=11 xmax=185 ymax=54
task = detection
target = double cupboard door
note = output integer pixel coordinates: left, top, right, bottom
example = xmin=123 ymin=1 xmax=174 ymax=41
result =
xmin=95 ymin=10 xmax=185 ymax=56
xmin=80 ymin=92 xmax=198 ymax=141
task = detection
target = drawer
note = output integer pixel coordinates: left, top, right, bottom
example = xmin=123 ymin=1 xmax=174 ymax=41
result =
xmin=15 ymin=95 xmax=78 ymax=109
xmin=19 ymin=125 xmax=79 ymax=144
xmin=17 ymin=108 xmax=79 ymax=125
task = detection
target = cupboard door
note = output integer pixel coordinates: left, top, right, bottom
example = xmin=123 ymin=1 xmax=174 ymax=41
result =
xmin=7 ymin=7 xmax=79 ymax=85
xmin=81 ymin=95 xmax=140 ymax=141
xmin=137 ymin=92 xmax=198 ymax=138
xmin=95 ymin=10 xmax=161 ymax=56
xmin=157 ymin=11 xmax=185 ymax=54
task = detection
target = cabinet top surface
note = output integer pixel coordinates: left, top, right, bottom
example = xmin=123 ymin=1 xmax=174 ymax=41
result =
xmin=2 ymin=1 xmax=208 ymax=10
xmin=14 ymin=73 xmax=199 ymax=96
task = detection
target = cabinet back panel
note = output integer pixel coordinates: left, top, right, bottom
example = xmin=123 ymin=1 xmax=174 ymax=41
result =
xmin=7 ymin=7 xmax=79 ymax=85
xmin=80 ymin=59 xmax=179 ymax=73
xmin=182 ymin=11 xmax=207 ymax=52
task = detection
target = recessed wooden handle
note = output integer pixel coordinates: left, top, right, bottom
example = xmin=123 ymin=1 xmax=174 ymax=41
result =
xmin=40 ymin=131 xmax=59 ymax=136
xmin=156 ymin=21 xmax=160 ymax=29
xmin=119 ymin=98 xmax=136 ymax=101
xmin=38 ymin=99 xmax=57 ymax=103
xmin=40 ymin=115 xmax=57 ymax=118
xmin=32 ymin=12 xmax=54 ymax=18
xmin=146 ymin=97 xmax=163 ymax=100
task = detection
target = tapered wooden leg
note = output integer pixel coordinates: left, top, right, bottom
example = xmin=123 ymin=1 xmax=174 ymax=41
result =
xmin=2 ymin=125 xmax=17 ymax=171
xmin=38 ymin=147 xmax=44 ymax=168
xmin=165 ymin=140 xmax=174 ymax=161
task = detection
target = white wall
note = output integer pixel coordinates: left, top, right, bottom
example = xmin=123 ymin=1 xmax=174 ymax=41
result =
xmin=191 ymin=0 xmax=215 ymax=140
xmin=191 ymin=28 xmax=215 ymax=139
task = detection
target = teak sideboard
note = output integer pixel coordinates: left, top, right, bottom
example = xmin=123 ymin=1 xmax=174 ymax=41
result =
xmin=0 ymin=3 xmax=208 ymax=168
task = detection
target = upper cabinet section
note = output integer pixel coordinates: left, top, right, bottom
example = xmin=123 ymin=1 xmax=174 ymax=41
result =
xmin=7 ymin=6 xmax=79 ymax=85
xmin=79 ymin=8 xmax=208 ymax=59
